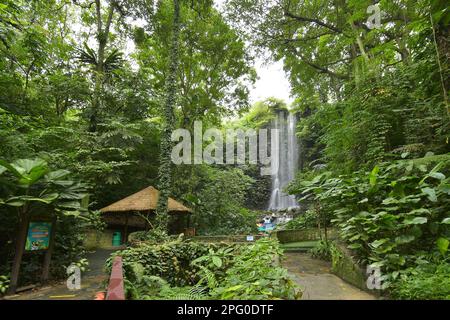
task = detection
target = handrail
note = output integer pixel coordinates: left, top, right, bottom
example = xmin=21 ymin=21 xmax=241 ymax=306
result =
xmin=106 ymin=256 xmax=125 ymax=300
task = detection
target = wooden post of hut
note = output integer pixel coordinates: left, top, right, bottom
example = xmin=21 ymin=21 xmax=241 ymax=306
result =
xmin=123 ymin=214 xmax=129 ymax=244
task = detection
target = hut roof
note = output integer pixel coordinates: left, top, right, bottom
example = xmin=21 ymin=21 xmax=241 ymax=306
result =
xmin=100 ymin=186 xmax=192 ymax=214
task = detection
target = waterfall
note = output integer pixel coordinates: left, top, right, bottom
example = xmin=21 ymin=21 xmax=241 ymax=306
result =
xmin=268 ymin=111 xmax=299 ymax=210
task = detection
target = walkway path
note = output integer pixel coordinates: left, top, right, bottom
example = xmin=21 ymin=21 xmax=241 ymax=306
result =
xmin=5 ymin=249 xmax=116 ymax=300
xmin=282 ymin=252 xmax=376 ymax=300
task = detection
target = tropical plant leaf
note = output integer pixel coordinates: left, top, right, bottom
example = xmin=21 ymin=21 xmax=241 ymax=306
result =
xmin=436 ymin=237 xmax=449 ymax=255
xmin=212 ymin=256 xmax=222 ymax=268
xmin=404 ymin=217 xmax=428 ymax=225
xmin=0 ymin=159 xmax=23 ymax=178
xmin=421 ymin=187 xmax=437 ymax=202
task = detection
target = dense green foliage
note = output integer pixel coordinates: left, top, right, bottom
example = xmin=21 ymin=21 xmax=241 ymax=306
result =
xmin=0 ymin=158 xmax=100 ymax=286
xmin=115 ymin=238 xmax=300 ymax=300
xmin=183 ymin=166 xmax=257 ymax=235
xmin=276 ymin=209 xmax=317 ymax=231
xmin=390 ymin=261 xmax=450 ymax=300
xmin=310 ymin=240 xmax=334 ymax=261
xmin=224 ymin=0 xmax=450 ymax=300
xmin=204 ymin=238 xmax=300 ymax=300
xmin=0 ymin=0 xmax=260 ymax=243
xmin=1 ymin=0 xmax=449 ymax=300
xmin=289 ymin=156 xmax=450 ymax=294
xmin=110 ymin=237 xmax=222 ymax=288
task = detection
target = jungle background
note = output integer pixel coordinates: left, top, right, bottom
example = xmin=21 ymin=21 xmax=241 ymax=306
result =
xmin=0 ymin=0 xmax=449 ymax=299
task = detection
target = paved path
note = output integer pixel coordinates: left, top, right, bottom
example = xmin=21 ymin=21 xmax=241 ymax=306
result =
xmin=282 ymin=252 xmax=376 ymax=300
xmin=5 ymin=249 xmax=116 ymax=300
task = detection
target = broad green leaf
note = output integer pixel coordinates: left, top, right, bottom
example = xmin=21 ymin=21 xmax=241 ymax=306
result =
xmin=369 ymin=261 xmax=385 ymax=268
xmin=212 ymin=256 xmax=222 ymax=268
xmin=224 ymin=285 xmax=243 ymax=292
xmin=436 ymin=237 xmax=449 ymax=255
xmin=404 ymin=217 xmax=427 ymax=225
xmin=13 ymin=158 xmax=47 ymax=174
xmin=439 ymin=184 xmax=450 ymax=195
xmin=5 ymin=200 xmax=26 ymax=206
xmin=369 ymin=165 xmax=379 ymax=186
xmin=19 ymin=165 xmax=48 ymax=186
xmin=57 ymin=201 xmax=81 ymax=209
xmin=442 ymin=218 xmax=450 ymax=224
xmin=395 ymin=235 xmax=415 ymax=245
xmin=420 ymin=162 xmax=444 ymax=185
xmin=192 ymin=256 xmax=208 ymax=264
xmin=418 ymin=165 xmax=427 ymax=172
xmin=45 ymin=169 xmax=71 ymax=181
xmin=370 ymin=239 xmax=388 ymax=248
xmin=421 ymin=187 xmax=437 ymax=202
xmin=429 ymin=172 xmax=445 ymax=180
xmin=406 ymin=161 xmax=414 ymax=171
xmin=40 ymin=193 xmax=60 ymax=202
xmin=0 ymin=159 xmax=23 ymax=178
xmin=406 ymin=208 xmax=430 ymax=215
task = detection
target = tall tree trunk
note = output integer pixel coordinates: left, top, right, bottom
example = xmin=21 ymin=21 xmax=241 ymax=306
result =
xmin=89 ymin=0 xmax=115 ymax=132
xmin=430 ymin=8 xmax=449 ymax=119
xmin=156 ymin=0 xmax=181 ymax=232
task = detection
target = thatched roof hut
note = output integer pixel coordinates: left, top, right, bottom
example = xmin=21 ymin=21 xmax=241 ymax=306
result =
xmin=100 ymin=186 xmax=192 ymax=214
xmin=100 ymin=186 xmax=192 ymax=229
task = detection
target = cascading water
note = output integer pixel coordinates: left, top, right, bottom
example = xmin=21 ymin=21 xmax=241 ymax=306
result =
xmin=268 ymin=111 xmax=299 ymax=210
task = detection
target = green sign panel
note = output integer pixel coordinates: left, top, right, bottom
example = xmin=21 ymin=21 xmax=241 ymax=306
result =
xmin=25 ymin=222 xmax=52 ymax=251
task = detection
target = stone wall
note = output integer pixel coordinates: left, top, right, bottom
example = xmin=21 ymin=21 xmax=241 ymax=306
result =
xmin=330 ymin=241 xmax=381 ymax=296
xmin=330 ymin=241 xmax=367 ymax=289
xmin=84 ymin=229 xmax=116 ymax=250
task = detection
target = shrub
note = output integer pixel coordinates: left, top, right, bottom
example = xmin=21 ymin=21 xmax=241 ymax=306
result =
xmin=390 ymin=261 xmax=450 ymax=300
xmin=108 ymin=239 xmax=235 ymax=288
xmin=289 ymin=156 xmax=450 ymax=289
xmin=128 ymin=229 xmax=170 ymax=245
xmin=116 ymin=238 xmax=301 ymax=300
xmin=310 ymin=240 xmax=332 ymax=261
xmin=0 ymin=275 xmax=9 ymax=295
xmin=278 ymin=209 xmax=317 ymax=230
xmin=205 ymin=238 xmax=301 ymax=300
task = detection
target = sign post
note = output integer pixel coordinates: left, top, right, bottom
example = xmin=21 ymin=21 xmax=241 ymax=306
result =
xmin=25 ymin=221 xmax=52 ymax=251
xmin=41 ymin=216 xmax=57 ymax=283
xmin=8 ymin=215 xmax=56 ymax=294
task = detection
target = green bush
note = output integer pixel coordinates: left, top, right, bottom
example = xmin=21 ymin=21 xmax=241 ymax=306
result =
xmin=128 ymin=229 xmax=170 ymax=244
xmin=117 ymin=238 xmax=301 ymax=300
xmin=278 ymin=209 xmax=317 ymax=230
xmin=174 ymin=166 xmax=257 ymax=235
xmin=289 ymin=157 xmax=450 ymax=289
xmin=310 ymin=240 xmax=332 ymax=261
xmin=0 ymin=275 xmax=9 ymax=295
xmin=108 ymin=239 xmax=234 ymax=288
xmin=0 ymin=158 xmax=101 ymax=285
xmin=208 ymin=238 xmax=300 ymax=299
xmin=390 ymin=261 xmax=450 ymax=300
